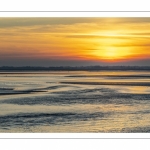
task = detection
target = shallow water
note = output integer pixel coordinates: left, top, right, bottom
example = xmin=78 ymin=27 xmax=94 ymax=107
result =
xmin=0 ymin=71 xmax=150 ymax=132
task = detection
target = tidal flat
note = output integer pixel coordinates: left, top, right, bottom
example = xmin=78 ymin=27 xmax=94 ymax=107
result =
xmin=0 ymin=71 xmax=150 ymax=132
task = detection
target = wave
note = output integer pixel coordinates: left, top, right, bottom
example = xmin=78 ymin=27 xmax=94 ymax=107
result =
xmin=121 ymin=126 xmax=150 ymax=133
xmin=0 ymin=85 xmax=71 ymax=96
xmin=1 ymin=87 xmax=150 ymax=105
xmin=0 ymin=112 xmax=107 ymax=129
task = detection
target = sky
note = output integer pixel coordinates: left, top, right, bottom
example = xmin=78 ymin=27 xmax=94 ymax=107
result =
xmin=0 ymin=17 xmax=150 ymax=66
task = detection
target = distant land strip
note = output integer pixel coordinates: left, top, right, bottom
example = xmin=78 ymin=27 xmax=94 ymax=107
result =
xmin=61 ymin=82 xmax=150 ymax=86
xmin=1 ymin=66 xmax=150 ymax=71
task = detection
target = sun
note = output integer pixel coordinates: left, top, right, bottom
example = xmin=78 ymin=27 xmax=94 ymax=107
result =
xmin=103 ymin=47 xmax=119 ymax=59
xmin=101 ymin=46 xmax=132 ymax=60
xmin=91 ymin=46 xmax=132 ymax=61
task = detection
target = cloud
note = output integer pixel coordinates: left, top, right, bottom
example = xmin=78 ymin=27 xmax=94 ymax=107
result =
xmin=0 ymin=18 xmax=102 ymax=28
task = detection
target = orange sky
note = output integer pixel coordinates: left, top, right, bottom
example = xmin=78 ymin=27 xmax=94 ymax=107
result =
xmin=0 ymin=18 xmax=150 ymax=66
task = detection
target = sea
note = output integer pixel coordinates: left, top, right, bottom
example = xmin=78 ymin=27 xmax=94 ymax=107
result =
xmin=0 ymin=71 xmax=150 ymax=133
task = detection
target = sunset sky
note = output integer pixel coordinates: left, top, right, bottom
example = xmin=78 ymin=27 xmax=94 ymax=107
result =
xmin=0 ymin=17 xmax=150 ymax=66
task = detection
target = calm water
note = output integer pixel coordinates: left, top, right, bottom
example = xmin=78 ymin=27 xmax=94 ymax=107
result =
xmin=0 ymin=71 xmax=150 ymax=132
